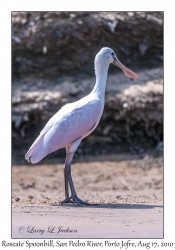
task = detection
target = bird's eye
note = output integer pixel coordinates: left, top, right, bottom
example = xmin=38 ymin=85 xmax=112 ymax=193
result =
xmin=111 ymin=52 xmax=114 ymax=56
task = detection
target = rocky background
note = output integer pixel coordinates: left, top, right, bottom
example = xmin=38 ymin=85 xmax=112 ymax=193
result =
xmin=12 ymin=11 xmax=163 ymax=164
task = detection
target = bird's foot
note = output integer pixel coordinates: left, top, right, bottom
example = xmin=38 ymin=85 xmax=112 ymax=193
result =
xmin=60 ymin=197 xmax=76 ymax=204
xmin=73 ymin=196 xmax=92 ymax=207
xmin=61 ymin=195 xmax=96 ymax=207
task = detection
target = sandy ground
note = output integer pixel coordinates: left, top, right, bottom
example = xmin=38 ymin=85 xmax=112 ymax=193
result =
xmin=12 ymin=154 xmax=163 ymax=238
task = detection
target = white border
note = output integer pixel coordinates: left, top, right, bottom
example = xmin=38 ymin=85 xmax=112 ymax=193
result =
xmin=1 ymin=0 xmax=174 ymax=247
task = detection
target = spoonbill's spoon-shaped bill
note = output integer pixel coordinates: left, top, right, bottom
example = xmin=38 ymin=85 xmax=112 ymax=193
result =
xmin=112 ymin=58 xmax=138 ymax=80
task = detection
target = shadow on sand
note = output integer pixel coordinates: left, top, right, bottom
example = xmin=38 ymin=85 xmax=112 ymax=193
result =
xmin=50 ymin=203 xmax=163 ymax=209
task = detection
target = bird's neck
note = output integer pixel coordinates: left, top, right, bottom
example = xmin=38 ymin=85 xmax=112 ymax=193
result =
xmin=92 ymin=64 xmax=109 ymax=98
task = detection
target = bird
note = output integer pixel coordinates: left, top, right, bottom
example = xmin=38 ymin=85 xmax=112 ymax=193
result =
xmin=25 ymin=47 xmax=138 ymax=207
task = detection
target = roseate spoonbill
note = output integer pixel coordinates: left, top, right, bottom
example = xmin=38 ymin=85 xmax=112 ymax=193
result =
xmin=25 ymin=47 xmax=138 ymax=206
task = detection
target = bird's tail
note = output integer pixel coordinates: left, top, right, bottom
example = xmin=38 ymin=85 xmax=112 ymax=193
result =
xmin=25 ymin=132 xmax=46 ymax=164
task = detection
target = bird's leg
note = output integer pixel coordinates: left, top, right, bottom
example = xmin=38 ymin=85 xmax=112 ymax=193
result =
xmin=64 ymin=168 xmax=69 ymax=198
xmin=60 ymin=159 xmax=76 ymax=204
xmin=65 ymin=152 xmax=86 ymax=206
xmin=60 ymin=168 xmax=70 ymax=203
xmin=62 ymin=152 xmax=95 ymax=207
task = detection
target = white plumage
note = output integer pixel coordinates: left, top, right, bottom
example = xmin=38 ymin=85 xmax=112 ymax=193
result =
xmin=25 ymin=47 xmax=138 ymax=206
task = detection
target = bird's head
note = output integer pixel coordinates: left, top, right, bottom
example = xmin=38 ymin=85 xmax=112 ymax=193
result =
xmin=95 ymin=47 xmax=138 ymax=80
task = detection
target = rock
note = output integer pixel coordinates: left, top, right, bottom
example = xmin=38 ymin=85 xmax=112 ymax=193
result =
xmin=138 ymin=43 xmax=149 ymax=56
xmin=28 ymin=195 xmax=34 ymax=199
xmin=102 ymin=125 xmax=113 ymax=136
